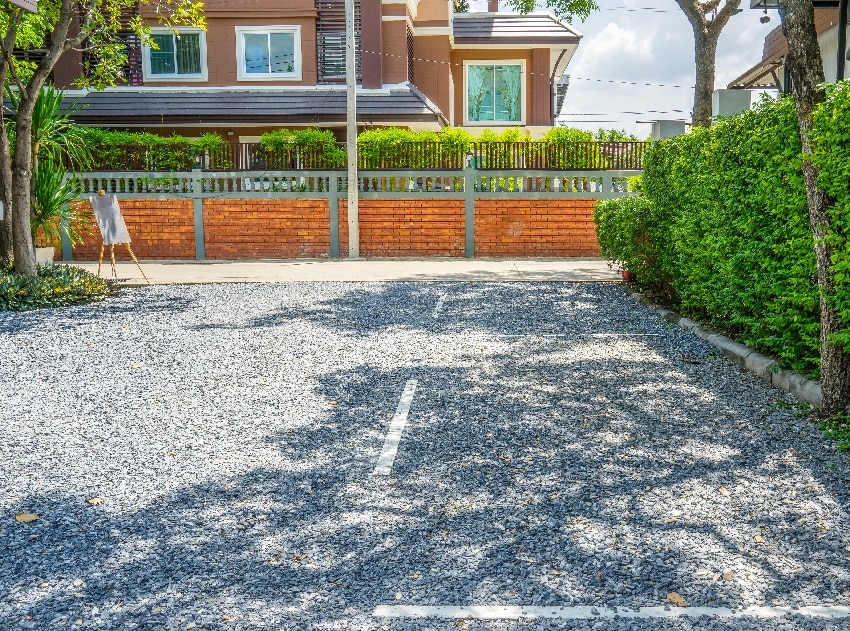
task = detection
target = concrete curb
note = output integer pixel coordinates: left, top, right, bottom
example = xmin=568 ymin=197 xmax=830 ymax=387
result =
xmin=625 ymin=286 xmax=822 ymax=409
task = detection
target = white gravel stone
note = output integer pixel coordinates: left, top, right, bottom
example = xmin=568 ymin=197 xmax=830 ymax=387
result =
xmin=0 ymin=282 xmax=847 ymax=631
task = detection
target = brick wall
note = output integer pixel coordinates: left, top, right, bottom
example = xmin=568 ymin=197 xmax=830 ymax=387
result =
xmin=71 ymin=199 xmax=195 ymax=260
xmin=64 ymin=196 xmax=601 ymax=260
xmin=474 ymin=199 xmax=600 ymax=257
xmin=204 ymin=199 xmax=331 ymax=259
xmin=339 ymin=199 xmax=465 ymax=257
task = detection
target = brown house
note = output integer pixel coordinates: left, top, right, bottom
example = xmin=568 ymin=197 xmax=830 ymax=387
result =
xmin=53 ymin=0 xmax=581 ymax=139
xmin=728 ymin=8 xmax=847 ymax=91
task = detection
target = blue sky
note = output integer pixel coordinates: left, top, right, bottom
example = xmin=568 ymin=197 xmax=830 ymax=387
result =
xmin=469 ymin=0 xmax=777 ymax=136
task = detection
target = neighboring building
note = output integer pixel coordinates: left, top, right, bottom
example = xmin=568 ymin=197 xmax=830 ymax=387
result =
xmin=728 ymin=8 xmax=848 ymax=92
xmin=47 ymin=0 xmax=581 ymax=139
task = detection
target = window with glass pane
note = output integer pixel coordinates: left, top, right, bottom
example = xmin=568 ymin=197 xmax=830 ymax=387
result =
xmin=149 ymin=32 xmax=202 ymax=76
xmin=467 ymin=63 xmax=522 ymax=123
xmin=243 ymin=31 xmax=296 ymax=75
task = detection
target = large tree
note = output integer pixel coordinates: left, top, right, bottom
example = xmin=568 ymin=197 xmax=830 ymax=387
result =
xmin=0 ymin=0 xmax=204 ymax=275
xmin=506 ymin=0 xmax=742 ymax=127
xmin=777 ymin=0 xmax=850 ymax=415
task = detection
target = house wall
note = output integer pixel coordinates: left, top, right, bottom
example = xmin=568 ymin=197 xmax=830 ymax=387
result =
xmin=142 ymin=8 xmax=319 ymax=87
xmin=413 ymin=36 xmax=452 ymax=117
xmin=450 ymin=49 xmax=536 ymax=127
xmin=63 ymin=197 xmax=601 ymax=260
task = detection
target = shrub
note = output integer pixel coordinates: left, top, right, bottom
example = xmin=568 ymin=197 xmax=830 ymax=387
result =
xmin=258 ymin=128 xmax=345 ymax=169
xmin=810 ymin=80 xmax=850 ymax=353
xmin=80 ymin=129 xmax=230 ymax=170
xmin=0 ymin=265 xmax=113 ymax=311
xmin=606 ymin=95 xmax=821 ymax=376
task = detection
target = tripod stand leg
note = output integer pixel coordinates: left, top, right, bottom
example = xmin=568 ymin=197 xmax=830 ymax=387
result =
xmin=110 ymin=245 xmax=117 ymax=279
xmin=97 ymin=242 xmax=105 ymax=277
xmin=125 ymin=244 xmax=150 ymax=285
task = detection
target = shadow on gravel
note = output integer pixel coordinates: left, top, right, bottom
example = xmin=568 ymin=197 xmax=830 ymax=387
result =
xmin=2 ymin=283 xmax=849 ymax=629
xmin=184 ymin=282 xmax=649 ymax=339
xmin=0 ymin=290 xmax=198 ymax=334
xmin=3 ymin=347 xmax=849 ymax=629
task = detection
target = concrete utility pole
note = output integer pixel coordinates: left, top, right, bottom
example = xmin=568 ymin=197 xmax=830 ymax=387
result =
xmin=345 ymin=0 xmax=360 ymax=258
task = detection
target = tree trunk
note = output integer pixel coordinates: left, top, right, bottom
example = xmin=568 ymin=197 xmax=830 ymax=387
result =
xmin=692 ymin=30 xmax=718 ymax=127
xmin=779 ymin=0 xmax=850 ymax=415
xmin=11 ymin=93 xmax=36 ymax=276
xmin=676 ymin=0 xmax=742 ymax=127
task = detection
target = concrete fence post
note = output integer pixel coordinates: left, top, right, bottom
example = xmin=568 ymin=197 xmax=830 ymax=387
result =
xmin=191 ymin=168 xmax=206 ymax=261
xmin=464 ymin=169 xmax=476 ymax=258
xmin=329 ymin=175 xmax=341 ymax=257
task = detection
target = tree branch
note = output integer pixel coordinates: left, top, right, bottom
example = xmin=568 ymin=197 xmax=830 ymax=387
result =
xmin=0 ymin=10 xmax=26 ymax=93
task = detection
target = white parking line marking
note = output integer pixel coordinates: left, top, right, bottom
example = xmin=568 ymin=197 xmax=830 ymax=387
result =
xmin=432 ymin=295 xmax=445 ymax=318
xmin=374 ymin=379 xmax=418 ymax=476
xmin=372 ymin=604 xmax=850 ymax=620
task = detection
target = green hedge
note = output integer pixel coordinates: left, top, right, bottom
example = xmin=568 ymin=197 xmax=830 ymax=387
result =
xmin=596 ymin=95 xmax=823 ymax=376
xmin=80 ymin=130 xmax=230 ymax=170
xmin=0 ymin=264 xmax=113 ymax=311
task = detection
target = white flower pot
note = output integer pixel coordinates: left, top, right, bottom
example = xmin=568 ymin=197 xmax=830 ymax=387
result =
xmin=35 ymin=246 xmax=55 ymax=265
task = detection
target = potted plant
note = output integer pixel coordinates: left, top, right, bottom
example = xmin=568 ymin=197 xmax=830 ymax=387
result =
xmin=31 ymin=164 xmax=87 ymax=264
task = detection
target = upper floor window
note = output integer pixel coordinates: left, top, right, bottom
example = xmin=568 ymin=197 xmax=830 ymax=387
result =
xmin=465 ymin=62 xmax=524 ymax=124
xmin=143 ymin=29 xmax=207 ymax=81
xmin=237 ymin=26 xmax=301 ymax=81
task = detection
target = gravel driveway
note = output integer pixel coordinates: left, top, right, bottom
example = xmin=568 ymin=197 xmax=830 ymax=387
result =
xmin=1 ymin=282 xmax=848 ymax=630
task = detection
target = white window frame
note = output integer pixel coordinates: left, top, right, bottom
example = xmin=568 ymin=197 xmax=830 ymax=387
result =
xmin=142 ymin=28 xmax=208 ymax=82
xmin=236 ymin=26 xmax=302 ymax=81
xmin=463 ymin=59 xmax=526 ymax=126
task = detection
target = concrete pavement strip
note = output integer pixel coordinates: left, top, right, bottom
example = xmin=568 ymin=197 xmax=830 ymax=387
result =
xmin=64 ymin=258 xmax=621 ymax=285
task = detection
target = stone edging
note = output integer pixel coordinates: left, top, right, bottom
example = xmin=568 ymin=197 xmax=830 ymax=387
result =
xmin=626 ymin=286 xmax=823 ymax=409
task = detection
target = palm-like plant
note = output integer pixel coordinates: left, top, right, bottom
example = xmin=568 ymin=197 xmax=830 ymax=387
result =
xmin=7 ymin=85 xmax=93 ymax=248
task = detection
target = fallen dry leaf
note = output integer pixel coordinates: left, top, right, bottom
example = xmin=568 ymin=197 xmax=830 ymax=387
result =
xmin=718 ymin=487 xmax=730 ymax=496
xmin=328 ymin=401 xmax=338 ymax=406
xmin=86 ymin=497 xmax=103 ymax=506
xmin=754 ymin=535 xmax=766 ymax=544
xmin=712 ymin=573 xmax=721 ymax=582
xmin=664 ymin=517 xmax=679 ymax=523
xmin=291 ymin=553 xmax=307 ymax=562
xmin=722 ymin=570 xmax=735 ymax=580
xmin=667 ymin=592 xmax=688 ymax=607
xmin=14 ymin=513 xmax=38 ymax=524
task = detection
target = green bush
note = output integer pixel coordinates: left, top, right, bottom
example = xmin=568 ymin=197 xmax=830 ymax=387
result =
xmin=810 ymin=80 xmax=850 ymax=353
xmin=600 ymin=95 xmax=821 ymax=376
xmin=258 ymin=128 xmax=345 ymax=169
xmin=81 ymin=129 xmax=230 ymax=170
xmin=0 ymin=265 xmax=113 ymax=311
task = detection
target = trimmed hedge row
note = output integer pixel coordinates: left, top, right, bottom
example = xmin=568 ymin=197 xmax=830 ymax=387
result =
xmin=596 ymin=95 xmax=826 ymax=377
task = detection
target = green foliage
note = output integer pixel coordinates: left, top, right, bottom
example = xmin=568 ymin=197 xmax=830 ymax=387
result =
xmin=819 ymin=414 xmax=850 ymax=451
xmin=0 ymin=0 xmax=205 ymax=90
xmin=258 ymin=128 xmax=344 ymax=169
xmin=504 ymin=0 xmax=598 ymax=23
xmin=7 ymin=85 xmax=92 ymax=170
xmin=599 ymin=95 xmax=821 ymax=376
xmin=31 ymin=165 xmax=88 ymax=246
xmin=356 ymin=127 xmax=474 ymax=168
xmin=0 ymin=264 xmax=112 ymax=311
xmin=810 ymin=80 xmax=850 ymax=353
xmin=594 ymin=128 xmax=642 ymax=142
xmin=80 ymin=129 xmax=229 ymax=170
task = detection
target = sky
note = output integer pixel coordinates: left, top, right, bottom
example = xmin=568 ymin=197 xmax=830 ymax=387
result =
xmin=469 ymin=0 xmax=778 ymax=137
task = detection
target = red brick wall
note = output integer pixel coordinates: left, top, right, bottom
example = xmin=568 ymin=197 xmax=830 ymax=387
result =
xmin=64 ymin=196 xmax=602 ymax=261
xmin=203 ymin=199 xmax=331 ymax=259
xmin=339 ymin=199 xmax=465 ymax=257
xmin=71 ymin=199 xmax=195 ymax=260
xmin=474 ymin=199 xmax=600 ymax=257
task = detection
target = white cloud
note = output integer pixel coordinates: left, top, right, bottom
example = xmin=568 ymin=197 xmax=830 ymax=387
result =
xmin=553 ymin=1 xmax=776 ymax=136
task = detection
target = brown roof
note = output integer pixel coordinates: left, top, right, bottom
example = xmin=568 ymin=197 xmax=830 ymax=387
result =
xmin=452 ymin=13 xmax=581 ymax=46
xmin=728 ymin=8 xmax=839 ymax=89
xmin=63 ymin=87 xmax=446 ymax=126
